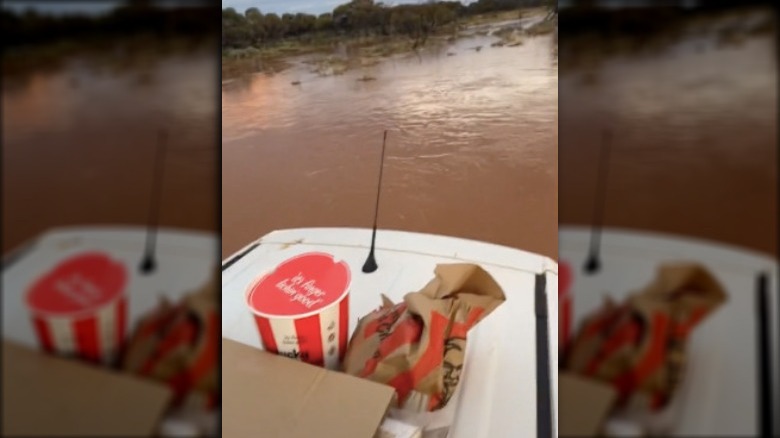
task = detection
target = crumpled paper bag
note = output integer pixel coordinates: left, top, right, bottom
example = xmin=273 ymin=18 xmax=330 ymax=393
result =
xmin=343 ymin=264 xmax=506 ymax=412
xmin=564 ymin=264 xmax=727 ymax=411
xmin=121 ymin=275 xmax=218 ymax=408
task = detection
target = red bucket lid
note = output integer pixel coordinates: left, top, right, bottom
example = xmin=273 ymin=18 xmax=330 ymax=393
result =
xmin=25 ymin=252 xmax=127 ymax=316
xmin=247 ymin=252 xmax=350 ymax=318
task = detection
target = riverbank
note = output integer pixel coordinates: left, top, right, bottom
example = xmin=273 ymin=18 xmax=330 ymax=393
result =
xmin=559 ymin=5 xmax=772 ymax=71
xmin=222 ymin=7 xmax=555 ymax=80
xmin=4 ymin=34 xmax=214 ymax=83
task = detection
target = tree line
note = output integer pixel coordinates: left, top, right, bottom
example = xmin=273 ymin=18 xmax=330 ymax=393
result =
xmin=222 ymin=0 xmax=548 ymax=49
xmin=2 ymin=0 xmax=218 ymax=48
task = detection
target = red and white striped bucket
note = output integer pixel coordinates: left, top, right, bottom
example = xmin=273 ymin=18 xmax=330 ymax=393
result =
xmin=25 ymin=252 xmax=128 ymax=365
xmin=246 ymin=252 xmax=350 ymax=370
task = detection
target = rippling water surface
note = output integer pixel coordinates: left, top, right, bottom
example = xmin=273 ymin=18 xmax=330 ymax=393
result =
xmin=560 ymin=8 xmax=777 ymax=255
xmin=2 ymin=44 xmax=218 ymax=253
xmin=222 ymin=26 xmax=559 ymax=259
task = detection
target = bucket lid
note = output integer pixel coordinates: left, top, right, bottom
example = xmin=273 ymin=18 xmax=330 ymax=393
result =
xmin=247 ymin=252 xmax=350 ymax=318
xmin=25 ymin=252 xmax=127 ymax=316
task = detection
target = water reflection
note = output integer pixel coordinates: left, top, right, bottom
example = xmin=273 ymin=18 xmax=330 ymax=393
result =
xmin=2 ymin=41 xmax=218 ymax=253
xmin=559 ymin=6 xmax=777 ymax=255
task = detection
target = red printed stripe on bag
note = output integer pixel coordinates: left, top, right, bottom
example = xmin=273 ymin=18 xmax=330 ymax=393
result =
xmin=140 ymin=315 xmax=196 ymax=376
xmin=388 ymin=311 xmax=449 ymax=406
xmin=359 ymin=315 xmax=422 ymax=378
xmin=163 ymin=311 xmax=217 ymax=405
xmin=673 ymin=306 xmax=708 ymax=338
xmin=559 ymin=261 xmax=573 ymax=349
xmin=584 ymin=320 xmax=640 ymax=376
xmin=612 ymin=311 xmax=670 ymax=403
xmin=187 ymin=312 xmax=218 ymax=387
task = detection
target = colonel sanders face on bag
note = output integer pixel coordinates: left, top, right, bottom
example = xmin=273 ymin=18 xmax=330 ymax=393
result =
xmin=343 ymin=264 xmax=506 ymax=413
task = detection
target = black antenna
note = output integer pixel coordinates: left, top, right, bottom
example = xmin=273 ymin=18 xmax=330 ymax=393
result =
xmin=584 ymin=129 xmax=612 ymax=275
xmin=535 ymin=273 xmax=553 ymax=438
xmin=139 ymin=128 xmax=167 ymax=275
xmin=756 ymin=272 xmax=774 ymax=437
xmin=362 ymin=130 xmax=388 ymax=274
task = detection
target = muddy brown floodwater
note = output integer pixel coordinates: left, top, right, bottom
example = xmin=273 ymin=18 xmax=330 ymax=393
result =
xmin=2 ymin=43 xmax=218 ymax=255
xmin=560 ymin=8 xmax=777 ymax=257
xmin=222 ymin=21 xmax=559 ymax=260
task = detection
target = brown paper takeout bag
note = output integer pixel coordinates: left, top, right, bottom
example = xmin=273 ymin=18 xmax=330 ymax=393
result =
xmin=121 ymin=274 xmax=218 ymax=408
xmin=564 ymin=263 xmax=727 ymax=411
xmin=343 ymin=264 xmax=506 ymax=412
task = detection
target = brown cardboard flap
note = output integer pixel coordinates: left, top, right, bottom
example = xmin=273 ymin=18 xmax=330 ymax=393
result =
xmin=2 ymin=340 xmax=172 ymax=437
xmin=559 ymin=372 xmax=618 ymax=437
xmin=222 ymin=338 xmax=396 ymax=438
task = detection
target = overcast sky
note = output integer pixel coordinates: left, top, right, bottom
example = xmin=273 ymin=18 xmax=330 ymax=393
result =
xmin=2 ymin=0 xmax=695 ymax=17
xmin=221 ymin=0 xmax=458 ymax=16
xmin=1 ymin=0 xmax=210 ymax=16
xmin=2 ymin=1 xmax=121 ymax=15
xmin=222 ymin=0 xmax=345 ymax=15
xmin=220 ymin=0 xmax=699 ymax=15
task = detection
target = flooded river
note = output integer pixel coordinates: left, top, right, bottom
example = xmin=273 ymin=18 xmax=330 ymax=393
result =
xmin=560 ymin=7 xmax=777 ymax=256
xmin=2 ymin=42 xmax=218 ymax=254
xmin=222 ymin=20 xmax=559 ymax=259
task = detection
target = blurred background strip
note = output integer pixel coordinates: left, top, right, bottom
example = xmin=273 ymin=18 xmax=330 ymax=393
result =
xmin=559 ymin=0 xmax=777 ymax=255
xmin=558 ymin=0 xmax=778 ymax=436
xmin=2 ymin=0 xmax=219 ymax=255
xmin=2 ymin=1 xmax=219 ymax=436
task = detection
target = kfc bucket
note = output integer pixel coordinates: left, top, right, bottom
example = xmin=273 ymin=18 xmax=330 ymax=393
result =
xmin=24 ymin=251 xmax=128 ymax=364
xmin=246 ymin=252 xmax=350 ymax=370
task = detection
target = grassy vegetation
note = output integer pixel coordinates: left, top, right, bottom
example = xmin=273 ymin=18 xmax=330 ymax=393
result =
xmin=5 ymin=33 xmax=213 ymax=79
xmin=558 ymin=5 xmax=773 ymax=71
xmin=221 ymin=32 xmax=415 ymax=79
xmin=525 ymin=17 xmax=556 ymax=36
xmin=3 ymin=3 xmax=217 ymax=80
xmin=297 ymin=36 xmax=420 ymax=77
xmin=459 ymin=9 xmax=528 ymax=26
xmin=222 ymin=7 xmax=554 ymax=79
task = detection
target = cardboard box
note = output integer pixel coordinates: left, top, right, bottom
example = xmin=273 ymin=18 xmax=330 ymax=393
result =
xmin=2 ymin=340 xmax=172 ymax=436
xmin=222 ymin=338 xmax=396 ymax=438
xmin=559 ymin=372 xmax=618 ymax=437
